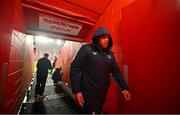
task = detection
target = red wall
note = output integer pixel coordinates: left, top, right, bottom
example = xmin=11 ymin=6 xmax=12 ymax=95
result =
xmin=0 ymin=0 xmax=15 ymax=94
xmin=0 ymin=0 xmax=35 ymax=113
xmin=121 ymin=0 xmax=180 ymax=113
xmin=56 ymin=41 xmax=82 ymax=85
xmin=85 ymin=0 xmax=180 ymax=113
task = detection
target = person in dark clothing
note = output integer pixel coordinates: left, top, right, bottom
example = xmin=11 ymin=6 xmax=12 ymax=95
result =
xmin=50 ymin=56 xmax=57 ymax=74
xmin=70 ymin=27 xmax=131 ymax=113
xmin=52 ymin=66 xmax=63 ymax=84
xmin=35 ymin=53 xmax=52 ymax=100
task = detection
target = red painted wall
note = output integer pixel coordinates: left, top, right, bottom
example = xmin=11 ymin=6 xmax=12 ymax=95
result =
xmin=0 ymin=0 xmax=15 ymax=95
xmin=5 ymin=31 xmax=26 ymax=113
xmin=56 ymin=41 xmax=82 ymax=85
xmin=85 ymin=0 xmax=180 ymax=113
xmin=0 ymin=0 xmax=35 ymax=113
xmin=121 ymin=0 xmax=180 ymax=113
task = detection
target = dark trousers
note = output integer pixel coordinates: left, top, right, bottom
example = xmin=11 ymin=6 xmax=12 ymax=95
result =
xmin=35 ymin=75 xmax=47 ymax=96
xmin=83 ymin=96 xmax=106 ymax=114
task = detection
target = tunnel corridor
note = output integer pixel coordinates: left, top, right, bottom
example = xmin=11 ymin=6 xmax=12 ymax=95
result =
xmin=1 ymin=0 xmax=180 ymax=114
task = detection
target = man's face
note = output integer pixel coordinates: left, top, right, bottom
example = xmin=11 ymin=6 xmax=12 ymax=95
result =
xmin=45 ymin=55 xmax=49 ymax=59
xmin=98 ymin=35 xmax=109 ymax=49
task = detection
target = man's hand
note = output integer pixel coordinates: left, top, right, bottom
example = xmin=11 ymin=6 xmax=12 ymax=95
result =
xmin=122 ymin=90 xmax=131 ymax=101
xmin=75 ymin=92 xmax=84 ymax=107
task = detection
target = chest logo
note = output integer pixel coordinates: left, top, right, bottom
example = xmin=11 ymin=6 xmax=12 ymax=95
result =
xmin=92 ymin=51 xmax=97 ymax=55
xmin=107 ymin=55 xmax=112 ymax=59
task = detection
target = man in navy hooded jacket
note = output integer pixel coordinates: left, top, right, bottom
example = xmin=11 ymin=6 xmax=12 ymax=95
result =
xmin=70 ymin=27 xmax=131 ymax=113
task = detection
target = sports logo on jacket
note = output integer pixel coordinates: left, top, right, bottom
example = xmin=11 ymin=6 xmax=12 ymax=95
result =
xmin=92 ymin=51 xmax=97 ymax=55
xmin=107 ymin=55 xmax=112 ymax=59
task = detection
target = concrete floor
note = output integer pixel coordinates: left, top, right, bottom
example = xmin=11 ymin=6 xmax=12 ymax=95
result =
xmin=19 ymin=75 xmax=83 ymax=114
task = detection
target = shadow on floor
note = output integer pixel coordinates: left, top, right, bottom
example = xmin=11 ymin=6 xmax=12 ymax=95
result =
xmin=32 ymin=101 xmax=46 ymax=114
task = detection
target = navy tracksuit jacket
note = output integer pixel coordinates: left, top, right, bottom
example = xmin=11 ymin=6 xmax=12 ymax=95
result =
xmin=70 ymin=27 xmax=128 ymax=113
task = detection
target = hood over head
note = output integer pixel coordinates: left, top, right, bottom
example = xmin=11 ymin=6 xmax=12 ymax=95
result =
xmin=92 ymin=27 xmax=113 ymax=49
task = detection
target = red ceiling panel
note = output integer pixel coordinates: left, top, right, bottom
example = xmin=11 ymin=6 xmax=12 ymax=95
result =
xmin=65 ymin=0 xmax=112 ymax=14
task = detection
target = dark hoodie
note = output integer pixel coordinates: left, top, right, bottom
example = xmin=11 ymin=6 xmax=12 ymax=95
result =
xmin=70 ymin=27 xmax=128 ymax=98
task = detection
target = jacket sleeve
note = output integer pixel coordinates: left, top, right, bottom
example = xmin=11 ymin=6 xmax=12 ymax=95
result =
xmin=70 ymin=45 xmax=87 ymax=94
xmin=111 ymin=52 xmax=129 ymax=90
